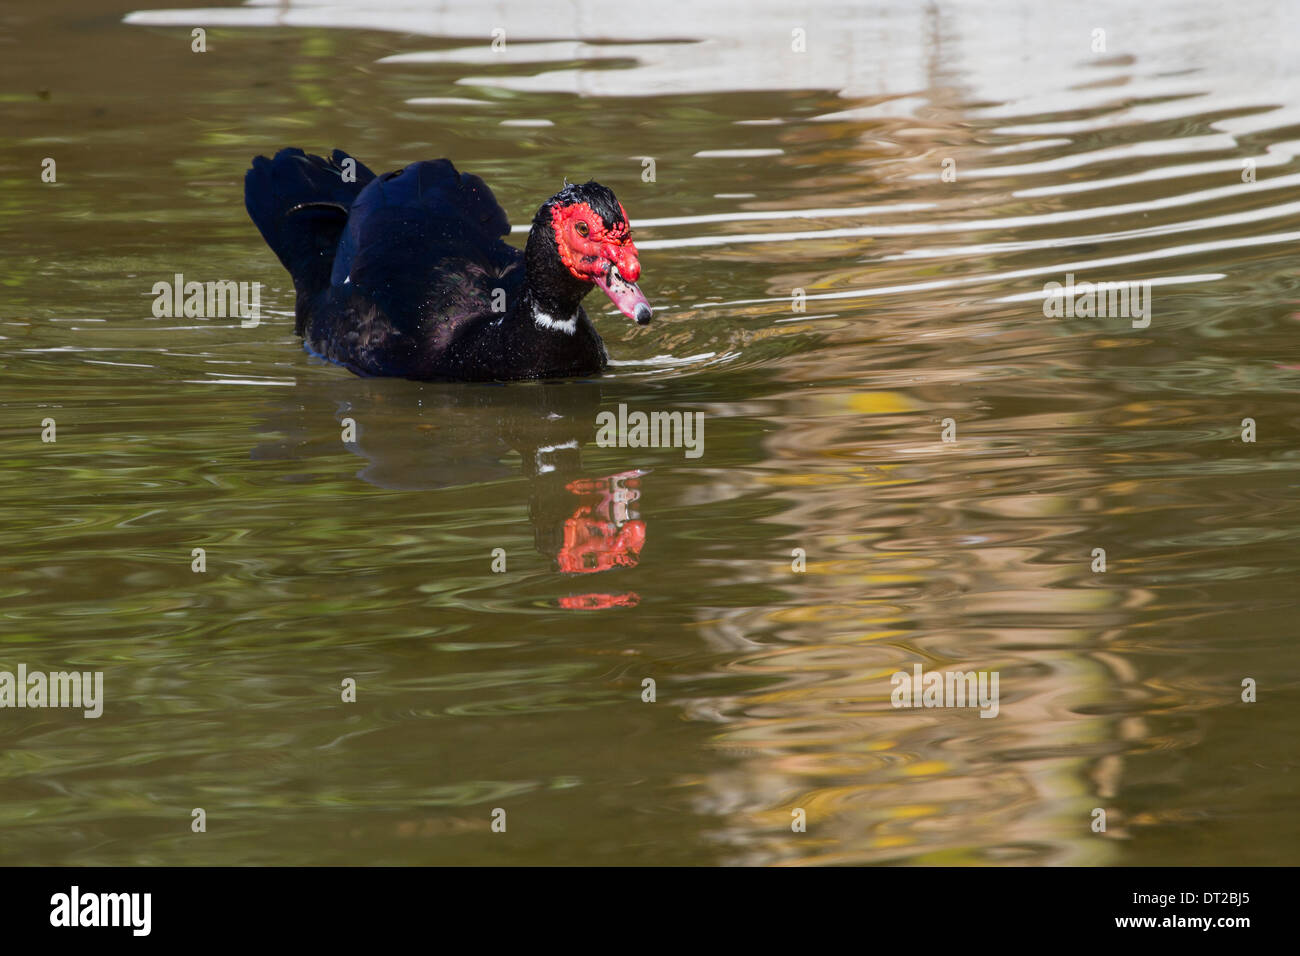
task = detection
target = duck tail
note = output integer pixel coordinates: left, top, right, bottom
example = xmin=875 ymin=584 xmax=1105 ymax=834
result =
xmin=244 ymin=148 xmax=375 ymax=326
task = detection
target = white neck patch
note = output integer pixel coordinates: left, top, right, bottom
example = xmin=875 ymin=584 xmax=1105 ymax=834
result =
xmin=535 ymin=438 xmax=579 ymax=474
xmin=533 ymin=304 xmax=578 ymax=335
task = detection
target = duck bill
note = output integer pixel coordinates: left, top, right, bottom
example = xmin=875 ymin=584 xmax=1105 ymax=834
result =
xmin=593 ymin=265 xmax=653 ymax=325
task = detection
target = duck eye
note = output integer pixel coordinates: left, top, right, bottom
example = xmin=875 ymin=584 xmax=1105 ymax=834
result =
xmin=574 ymin=221 xmax=589 ymax=237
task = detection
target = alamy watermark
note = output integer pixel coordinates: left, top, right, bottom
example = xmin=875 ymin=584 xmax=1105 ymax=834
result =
xmin=595 ymin=403 xmax=704 ymax=459
xmin=1042 ymin=273 xmax=1151 ymax=328
xmin=151 ymin=273 xmax=262 ymax=327
xmin=50 ymin=886 xmax=150 ymax=936
xmin=891 ymin=664 xmax=999 ymax=718
xmin=0 ymin=664 xmax=103 ymax=718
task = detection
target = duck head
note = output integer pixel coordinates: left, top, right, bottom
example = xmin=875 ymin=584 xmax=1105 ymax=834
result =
xmin=526 ymin=181 xmax=653 ymax=326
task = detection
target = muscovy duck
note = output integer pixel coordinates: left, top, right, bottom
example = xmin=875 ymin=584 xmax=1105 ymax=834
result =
xmin=244 ymin=148 xmax=653 ymax=381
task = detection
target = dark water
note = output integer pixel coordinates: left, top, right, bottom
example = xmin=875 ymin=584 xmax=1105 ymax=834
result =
xmin=2 ymin=0 xmax=1298 ymax=865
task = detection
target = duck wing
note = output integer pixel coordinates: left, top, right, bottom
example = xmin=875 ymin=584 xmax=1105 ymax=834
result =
xmin=330 ymin=159 xmax=524 ymax=343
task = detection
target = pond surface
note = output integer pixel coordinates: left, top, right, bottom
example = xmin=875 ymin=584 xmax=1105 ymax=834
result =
xmin=1 ymin=0 xmax=1298 ymax=865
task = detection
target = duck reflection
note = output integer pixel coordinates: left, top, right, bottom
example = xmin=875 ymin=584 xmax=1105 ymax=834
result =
xmin=542 ymin=470 xmax=645 ymax=609
xmin=253 ymin=375 xmax=644 ymax=607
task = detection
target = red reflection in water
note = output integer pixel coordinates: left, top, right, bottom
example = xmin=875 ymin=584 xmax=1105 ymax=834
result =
xmin=556 ymin=470 xmax=644 ymax=608
xmin=558 ymin=592 xmax=641 ymax=610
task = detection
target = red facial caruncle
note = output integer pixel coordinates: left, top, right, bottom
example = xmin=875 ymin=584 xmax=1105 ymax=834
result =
xmin=550 ymin=200 xmax=653 ymax=325
xmin=551 ymin=201 xmax=638 ymax=280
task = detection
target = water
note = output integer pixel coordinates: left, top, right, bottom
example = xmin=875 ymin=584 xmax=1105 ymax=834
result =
xmin=2 ymin=0 xmax=1298 ymax=865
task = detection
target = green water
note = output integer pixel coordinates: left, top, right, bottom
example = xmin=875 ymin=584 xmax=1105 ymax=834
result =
xmin=1 ymin=0 xmax=1298 ymax=865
